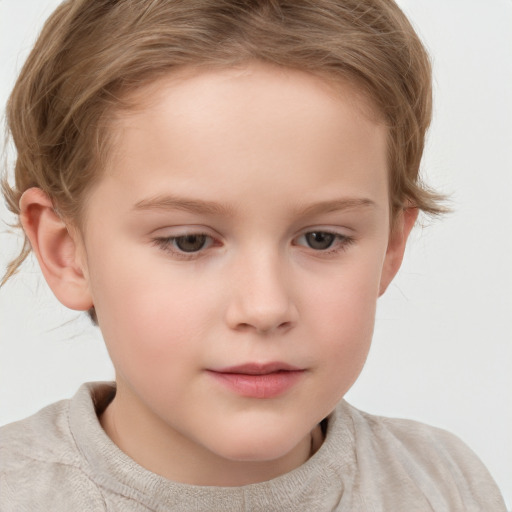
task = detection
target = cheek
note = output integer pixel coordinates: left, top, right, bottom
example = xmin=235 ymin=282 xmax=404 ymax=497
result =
xmin=86 ymin=243 xmax=217 ymax=371
xmin=308 ymin=279 xmax=377 ymax=359
xmin=300 ymin=254 xmax=383 ymax=396
xmin=302 ymin=247 xmax=383 ymax=331
xmin=293 ymin=302 xmax=374 ymax=420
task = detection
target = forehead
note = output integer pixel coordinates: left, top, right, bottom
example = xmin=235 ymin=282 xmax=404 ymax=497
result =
xmin=112 ymin=63 xmax=385 ymax=150
xmin=91 ymin=63 xmax=389 ymax=222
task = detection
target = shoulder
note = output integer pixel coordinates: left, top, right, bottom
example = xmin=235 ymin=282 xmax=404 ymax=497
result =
xmin=334 ymin=401 xmax=507 ymax=511
xmin=1 ymin=398 xmax=78 ymax=468
xmin=353 ymin=405 xmax=490 ymax=477
xmin=0 ymin=395 xmax=106 ymax=512
xmin=350 ymin=403 xmax=477 ymax=461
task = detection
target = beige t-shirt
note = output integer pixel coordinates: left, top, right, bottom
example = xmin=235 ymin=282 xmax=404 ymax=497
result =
xmin=0 ymin=382 xmax=506 ymax=511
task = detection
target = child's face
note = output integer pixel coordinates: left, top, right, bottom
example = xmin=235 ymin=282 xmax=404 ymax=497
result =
xmin=77 ymin=63 xmax=407 ymax=482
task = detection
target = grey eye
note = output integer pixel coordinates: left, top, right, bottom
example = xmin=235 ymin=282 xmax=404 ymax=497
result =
xmin=174 ymin=234 xmax=208 ymax=252
xmin=304 ymin=232 xmax=335 ymax=250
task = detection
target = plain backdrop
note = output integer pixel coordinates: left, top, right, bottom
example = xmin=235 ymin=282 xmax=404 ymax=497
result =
xmin=1 ymin=0 xmax=511 ymax=506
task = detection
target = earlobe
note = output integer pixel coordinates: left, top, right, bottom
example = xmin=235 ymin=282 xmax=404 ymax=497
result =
xmin=379 ymin=207 xmax=418 ymax=296
xmin=19 ymin=187 xmax=93 ymax=311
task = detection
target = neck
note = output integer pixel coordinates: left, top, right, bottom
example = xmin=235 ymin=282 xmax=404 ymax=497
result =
xmin=99 ymin=381 xmax=324 ymax=486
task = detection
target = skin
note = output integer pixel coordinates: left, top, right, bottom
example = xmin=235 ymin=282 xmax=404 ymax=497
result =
xmin=20 ymin=63 xmax=417 ymax=486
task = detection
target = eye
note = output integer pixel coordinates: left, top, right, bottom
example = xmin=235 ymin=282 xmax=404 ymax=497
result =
xmin=152 ymin=233 xmax=214 ymax=257
xmin=303 ymin=231 xmax=336 ymax=250
xmin=173 ymin=234 xmax=208 ymax=253
xmin=294 ymin=230 xmax=354 ymax=254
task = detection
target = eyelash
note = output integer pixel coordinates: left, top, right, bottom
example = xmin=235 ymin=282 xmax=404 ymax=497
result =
xmin=152 ymin=231 xmax=354 ymax=260
xmin=152 ymin=233 xmax=214 ymax=260
xmin=294 ymin=232 xmax=355 ymax=256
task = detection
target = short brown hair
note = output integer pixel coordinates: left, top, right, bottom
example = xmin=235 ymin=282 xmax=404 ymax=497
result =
xmin=2 ymin=0 xmax=445 ymax=285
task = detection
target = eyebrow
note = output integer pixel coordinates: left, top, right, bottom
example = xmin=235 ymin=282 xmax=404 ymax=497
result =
xmin=294 ymin=198 xmax=376 ymax=217
xmin=133 ymin=195 xmax=235 ymax=216
xmin=132 ymin=194 xmax=376 ymax=216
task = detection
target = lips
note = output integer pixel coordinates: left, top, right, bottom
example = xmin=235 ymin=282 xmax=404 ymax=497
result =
xmin=215 ymin=362 xmax=302 ymax=375
xmin=207 ymin=362 xmax=304 ymax=399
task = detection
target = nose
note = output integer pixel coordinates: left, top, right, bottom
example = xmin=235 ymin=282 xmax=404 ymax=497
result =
xmin=224 ymin=249 xmax=298 ymax=335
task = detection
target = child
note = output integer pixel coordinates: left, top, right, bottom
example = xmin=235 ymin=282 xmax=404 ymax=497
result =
xmin=0 ymin=0 xmax=507 ymax=510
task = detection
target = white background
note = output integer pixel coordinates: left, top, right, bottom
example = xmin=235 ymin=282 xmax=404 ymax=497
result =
xmin=1 ymin=0 xmax=511 ymax=506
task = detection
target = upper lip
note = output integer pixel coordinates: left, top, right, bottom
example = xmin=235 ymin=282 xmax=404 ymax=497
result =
xmin=210 ymin=362 xmax=303 ymax=375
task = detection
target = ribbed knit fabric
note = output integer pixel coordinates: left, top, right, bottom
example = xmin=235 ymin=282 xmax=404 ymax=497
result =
xmin=0 ymin=382 xmax=506 ymax=511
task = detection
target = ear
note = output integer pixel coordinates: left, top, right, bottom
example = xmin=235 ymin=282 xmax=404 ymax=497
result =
xmin=19 ymin=187 xmax=93 ymax=311
xmin=379 ymin=207 xmax=418 ymax=296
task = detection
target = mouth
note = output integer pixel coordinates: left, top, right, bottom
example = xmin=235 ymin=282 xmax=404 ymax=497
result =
xmin=213 ymin=362 xmax=302 ymax=375
xmin=206 ymin=362 xmax=305 ymax=399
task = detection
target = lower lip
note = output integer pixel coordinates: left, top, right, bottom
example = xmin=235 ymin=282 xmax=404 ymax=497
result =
xmin=207 ymin=370 xmax=304 ymax=399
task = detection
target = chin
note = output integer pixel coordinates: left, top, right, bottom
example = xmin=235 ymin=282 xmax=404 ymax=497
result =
xmin=210 ymin=428 xmax=308 ymax=464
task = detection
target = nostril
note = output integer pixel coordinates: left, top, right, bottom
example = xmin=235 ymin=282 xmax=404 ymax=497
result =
xmin=233 ymin=320 xmax=293 ymax=334
xmin=236 ymin=323 xmax=253 ymax=332
xmin=260 ymin=320 xmax=294 ymax=334
xmin=277 ymin=321 xmax=292 ymax=331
